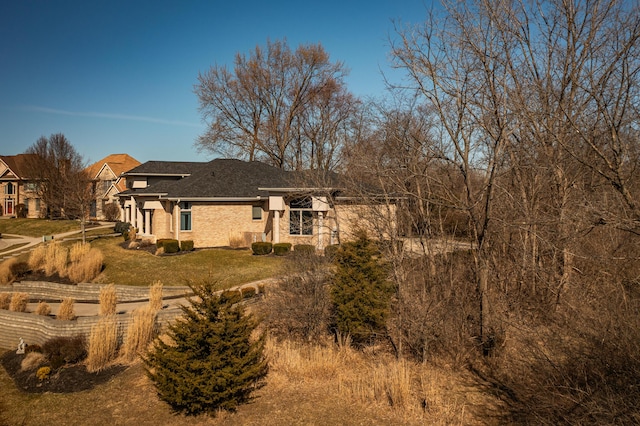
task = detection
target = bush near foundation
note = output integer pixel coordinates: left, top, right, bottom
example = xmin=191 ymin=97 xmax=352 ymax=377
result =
xmin=294 ymin=244 xmax=316 ymax=255
xmin=180 ymin=240 xmax=194 ymax=252
xmin=157 ymin=239 xmax=179 ymax=253
xmin=273 ymin=243 xmax=292 ymax=256
xmin=251 ymin=242 xmax=272 ymax=255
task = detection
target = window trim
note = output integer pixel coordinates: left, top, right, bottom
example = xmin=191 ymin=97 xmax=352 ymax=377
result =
xmin=289 ymin=197 xmax=313 ymax=236
xmin=180 ymin=202 xmax=192 ymax=231
xmin=252 ymin=205 xmax=262 ymax=221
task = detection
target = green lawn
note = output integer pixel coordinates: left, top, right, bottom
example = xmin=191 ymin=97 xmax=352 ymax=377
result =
xmin=90 ymin=236 xmax=285 ymax=287
xmin=0 ymin=218 xmax=95 ymax=237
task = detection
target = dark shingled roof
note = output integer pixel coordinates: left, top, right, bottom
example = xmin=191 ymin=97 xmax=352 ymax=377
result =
xmin=123 ymin=161 xmax=203 ymax=176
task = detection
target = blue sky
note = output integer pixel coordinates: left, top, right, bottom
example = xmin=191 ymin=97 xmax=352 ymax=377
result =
xmin=0 ymin=1 xmax=431 ymax=164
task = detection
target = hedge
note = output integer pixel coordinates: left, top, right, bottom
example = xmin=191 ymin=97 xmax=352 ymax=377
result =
xmin=273 ymin=242 xmax=292 ymax=256
xmin=251 ymin=242 xmax=273 ymax=255
xmin=180 ymin=240 xmax=194 ymax=252
xmin=294 ymin=244 xmax=316 ymax=255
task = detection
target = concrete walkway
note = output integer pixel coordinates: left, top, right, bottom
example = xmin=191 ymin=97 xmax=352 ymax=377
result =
xmin=0 ymin=223 xmax=115 ymax=261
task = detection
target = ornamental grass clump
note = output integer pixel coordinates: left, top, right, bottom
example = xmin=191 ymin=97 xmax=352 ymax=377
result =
xmin=149 ymin=281 xmax=163 ymax=312
xmin=9 ymin=292 xmax=28 ymax=312
xmin=86 ymin=315 xmax=119 ymax=372
xmin=99 ymin=284 xmax=118 ymax=316
xmin=28 ymin=244 xmax=47 ymax=271
xmin=57 ymin=297 xmax=76 ymax=320
xmin=67 ymin=244 xmax=103 ymax=283
xmin=0 ymin=293 xmax=10 ymax=310
xmin=35 ymin=301 xmax=51 ymax=316
xmin=44 ymin=242 xmax=68 ymax=277
xmin=0 ymin=258 xmax=18 ymax=285
xmin=123 ymin=306 xmax=157 ymax=361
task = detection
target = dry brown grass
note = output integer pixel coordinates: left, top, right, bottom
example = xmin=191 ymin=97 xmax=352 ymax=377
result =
xmin=122 ymin=306 xmax=157 ymax=361
xmin=28 ymin=244 xmax=47 ymax=271
xmin=264 ymin=337 xmax=473 ymax=424
xmin=149 ymin=281 xmax=163 ymax=312
xmin=67 ymin=246 xmax=104 ymax=283
xmin=56 ymin=297 xmax=76 ymax=320
xmin=9 ymin=292 xmax=28 ymax=312
xmin=44 ymin=242 xmax=68 ymax=277
xmin=86 ymin=315 xmax=119 ymax=373
xmin=0 ymin=258 xmax=18 ymax=285
xmin=35 ymin=301 xmax=51 ymax=316
xmin=69 ymin=242 xmax=90 ymax=263
xmin=99 ymin=284 xmax=117 ymax=316
xmin=0 ymin=292 xmax=10 ymax=309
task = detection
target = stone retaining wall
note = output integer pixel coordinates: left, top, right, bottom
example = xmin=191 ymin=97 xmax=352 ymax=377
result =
xmin=0 ymin=281 xmax=192 ymax=302
xmin=0 ymin=308 xmax=182 ymax=350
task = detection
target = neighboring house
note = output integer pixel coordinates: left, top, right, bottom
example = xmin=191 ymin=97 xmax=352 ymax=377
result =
xmin=85 ymin=154 xmax=141 ymax=220
xmin=0 ymin=154 xmax=43 ymax=218
xmin=118 ymin=158 xmax=383 ymax=250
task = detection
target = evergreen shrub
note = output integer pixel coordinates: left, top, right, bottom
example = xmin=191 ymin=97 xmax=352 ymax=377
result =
xmin=251 ymin=242 xmax=272 ymax=255
xmin=273 ymin=242 xmax=292 ymax=256
xmin=163 ymin=239 xmax=180 ymax=254
xmin=294 ymin=244 xmax=315 ymax=255
xmin=324 ymin=244 xmax=340 ymax=260
xmin=144 ymin=281 xmax=268 ymax=415
xmin=180 ymin=240 xmax=195 ymax=251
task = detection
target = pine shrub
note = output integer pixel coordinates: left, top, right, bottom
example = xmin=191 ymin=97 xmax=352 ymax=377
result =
xmin=114 ymin=221 xmax=131 ymax=235
xmin=144 ymin=281 xmax=268 ymax=415
xmin=251 ymin=242 xmax=272 ymax=255
xmin=324 ymin=244 xmax=340 ymax=260
xmin=330 ymin=234 xmax=394 ymax=347
xmin=273 ymin=242 xmax=292 ymax=256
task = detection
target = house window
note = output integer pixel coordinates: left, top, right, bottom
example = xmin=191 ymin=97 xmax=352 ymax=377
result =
xmin=252 ymin=205 xmax=262 ymax=220
xmin=24 ymin=199 xmax=29 ymax=215
xmin=5 ymin=183 xmax=14 ymax=195
xmin=25 ymin=182 xmax=37 ymax=192
xmin=289 ymin=197 xmax=313 ymax=236
xmin=35 ymin=198 xmax=40 ymax=212
xmin=180 ymin=202 xmax=192 ymax=231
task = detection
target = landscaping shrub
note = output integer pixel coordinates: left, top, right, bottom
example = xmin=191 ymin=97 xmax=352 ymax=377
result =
xmin=9 ymin=292 xmax=28 ymax=312
xmin=86 ymin=315 xmax=119 ymax=372
xmin=0 ymin=258 xmax=17 ymax=285
xmin=331 ymin=234 xmax=393 ymax=347
xmin=99 ymin=284 xmax=118 ymax=316
xmin=103 ymin=202 xmax=121 ymax=222
xmin=42 ymin=335 xmax=87 ymax=370
xmin=114 ymin=221 xmax=131 ymax=235
xmin=21 ymin=352 xmax=45 ymax=371
xmin=28 ymin=244 xmax=47 ymax=271
xmin=251 ymin=242 xmax=272 ymax=255
xmin=57 ymin=297 xmax=76 ymax=320
xmin=122 ymin=306 xmax=157 ymax=361
xmin=67 ymin=246 xmax=103 ymax=283
xmin=149 ymin=281 xmax=163 ymax=312
xmin=163 ymin=239 xmax=180 ymax=254
xmin=180 ymin=240 xmax=194 ymax=252
xmin=263 ymin=254 xmax=332 ymax=342
xmin=36 ymin=366 xmax=51 ymax=380
xmin=127 ymin=227 xmax=137 ymax=242
xmin=324 ymin=244 xmax=340 ymax=260
xmin=25 ymin=344 xmax=42 ymax=354
xmin=273 ymin=242 xmax=292 ymax=256
xmin=0 ymin=293 xmax=10 ymax=309
xmin=35 ymin=301 xmax=51 ymax=316
xmin=155 ymin=239 xmax=170 ymax=250
xmin=294 ymin=244 xmax=316 ymax=255
xmin=144 ymin=281 xmax=268 ymax=415
xmin=44 ymin=242 xmax=68 ymax=277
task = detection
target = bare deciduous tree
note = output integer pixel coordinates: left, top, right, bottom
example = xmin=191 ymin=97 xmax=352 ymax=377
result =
xmin=195 ymin=39 xmax=359 ymax=171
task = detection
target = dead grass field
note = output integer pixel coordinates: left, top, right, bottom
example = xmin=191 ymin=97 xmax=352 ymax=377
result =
xmin=0 ymin=337 xmax=497 ymax=425
xmin=0 ymin=219 xmax=87 ymax=238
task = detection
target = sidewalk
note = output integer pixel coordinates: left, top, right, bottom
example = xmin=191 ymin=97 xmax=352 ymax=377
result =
xmin=0 ymin=223 xmax=115 ymax=261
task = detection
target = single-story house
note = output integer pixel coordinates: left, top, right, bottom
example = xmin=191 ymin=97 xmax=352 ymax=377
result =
xmin=118 ymin=159 xmax=389 ymax=250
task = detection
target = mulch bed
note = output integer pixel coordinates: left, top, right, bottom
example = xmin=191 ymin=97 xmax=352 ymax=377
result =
xmin=1 ymin=351 xmax=126 ymax=394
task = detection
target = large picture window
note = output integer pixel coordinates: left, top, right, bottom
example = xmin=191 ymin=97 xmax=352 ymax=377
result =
xmin=289 ymin=197 xmax=313 ymax=236
xmin=180 ymin=202 xmax=192 ymax=231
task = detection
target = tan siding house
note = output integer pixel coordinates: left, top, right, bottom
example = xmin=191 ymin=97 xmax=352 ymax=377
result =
xmin=118 ymin=159 xmax=383 ymax=250
xmin=0 ymin=154 xmax=43 ymax=218
xmin=85 ymin=154 xmax=141 ymax=220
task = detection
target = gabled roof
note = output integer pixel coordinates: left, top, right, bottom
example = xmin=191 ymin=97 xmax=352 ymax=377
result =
xmin=0 ymin=154 xmax=39 ymax=180
xmin=86 ymin=154 xmax=141 ymax=193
